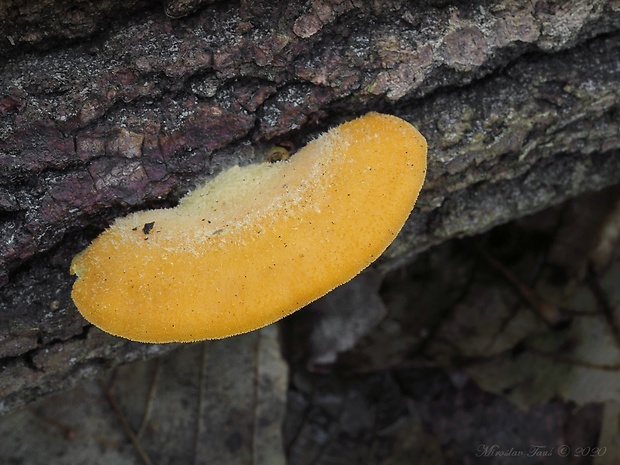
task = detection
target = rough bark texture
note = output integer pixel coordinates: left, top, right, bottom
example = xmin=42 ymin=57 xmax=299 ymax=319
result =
xmin=0 ymin=0 xmax=619 ymax=413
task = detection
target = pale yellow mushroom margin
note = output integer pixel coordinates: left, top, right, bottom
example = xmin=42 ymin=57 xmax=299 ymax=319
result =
xmin=70 ymin=112 xmax=427 ymax=342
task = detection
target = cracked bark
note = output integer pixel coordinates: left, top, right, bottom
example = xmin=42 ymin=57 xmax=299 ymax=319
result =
xmin=0 ymin=0 xmax=619 ymax=413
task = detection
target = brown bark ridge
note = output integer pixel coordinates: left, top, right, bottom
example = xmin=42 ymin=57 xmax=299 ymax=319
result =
xmin=0 ymin=0 xmax=619 ymax=413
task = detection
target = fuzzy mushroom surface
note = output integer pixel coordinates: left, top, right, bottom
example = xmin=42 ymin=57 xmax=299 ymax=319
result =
xmin=70 ymin=112 xmax=427 ymax=342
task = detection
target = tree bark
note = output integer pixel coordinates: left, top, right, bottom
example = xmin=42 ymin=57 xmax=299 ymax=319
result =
xmin=0 ymin=0 xmax=619 ymax=413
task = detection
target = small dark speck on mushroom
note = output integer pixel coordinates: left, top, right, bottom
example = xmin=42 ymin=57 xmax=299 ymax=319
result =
xmin=142 ymin=222 xmax=155 ymax=235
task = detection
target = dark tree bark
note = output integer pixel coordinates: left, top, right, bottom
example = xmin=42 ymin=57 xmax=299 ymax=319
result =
xmin=0 ymin=0 xmax=619 ymax=413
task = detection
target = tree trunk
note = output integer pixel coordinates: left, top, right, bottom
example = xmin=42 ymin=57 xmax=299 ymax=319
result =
xmin=0 ymin=0 xmax=619 ymax=413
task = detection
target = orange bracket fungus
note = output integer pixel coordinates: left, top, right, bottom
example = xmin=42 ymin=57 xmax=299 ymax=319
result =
xmin=70 ymin=112 xmax=427 ymax=343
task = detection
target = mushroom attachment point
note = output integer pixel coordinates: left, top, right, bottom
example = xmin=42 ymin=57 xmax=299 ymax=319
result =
xmin=70 ymin=112 xmax=427 ymax=342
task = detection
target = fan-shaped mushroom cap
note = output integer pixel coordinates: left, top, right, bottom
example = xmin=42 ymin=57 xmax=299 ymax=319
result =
xmin=70 ymin=112 xmax=427 ymax=342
